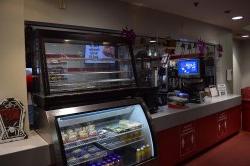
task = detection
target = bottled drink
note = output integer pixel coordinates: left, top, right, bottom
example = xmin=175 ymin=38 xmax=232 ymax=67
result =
xmin=141 ymin=146 xmax=145 ymax=161
xmin=136 ymin=148 xmax=141 ymax=163
xmin=96 ymin=162 xmax=102 ymax=166
xmin=111 ymin=156 xmax=118 ymax=166
xmin=101 ymin=161 xmax=108 ymax=166
xmin=115 ymin=154 xmax=122 ymax=166
xmin=146 ymin=144 xmax=151 ymax=159
xmin=106 ymin=159 xmax=113 ymax=166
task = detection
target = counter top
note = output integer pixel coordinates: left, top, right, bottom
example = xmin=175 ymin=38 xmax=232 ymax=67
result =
xmin=0 ymin=131 xmax=51 ymax=166
xmin=151 ymin=95 xmax=241 ymax=132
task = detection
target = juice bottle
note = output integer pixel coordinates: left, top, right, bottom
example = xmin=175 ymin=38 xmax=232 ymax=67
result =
xmin=101 ymin=161 xmax=108 ymax=166
xmin=147 ymin=144 xmax=152 ymax=158
xmin=96 ymin=163 xmax=102 ymax=166
xmin=140 ymin=146 xmax=145 ymax=161
xmin=115 ymin=154 xmax=122 ymax=166
xmin=136 ymin=148 xmax=141 ymax=163
xmin=106 ymin=159 xmax=113 ymax=166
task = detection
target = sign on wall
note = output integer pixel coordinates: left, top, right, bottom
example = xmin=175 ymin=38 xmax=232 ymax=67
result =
xmin=0 ymin=98 xmax=27 ymax=143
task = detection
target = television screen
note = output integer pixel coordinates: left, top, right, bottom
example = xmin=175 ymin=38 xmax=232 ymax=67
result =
xmin=84 ymin=45 xmax=115 ymax=63
xmin=178 ymin=59 xmax=200 ymax=77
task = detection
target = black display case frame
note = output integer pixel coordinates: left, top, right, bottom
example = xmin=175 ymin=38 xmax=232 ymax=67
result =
xmin=25 ymin=21 xmax=139 ymax=110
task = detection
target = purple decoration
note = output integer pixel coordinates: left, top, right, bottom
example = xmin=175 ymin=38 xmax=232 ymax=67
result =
xmin=197 ymin=39 xmax=206 ymax=56
xmin=121 ymin=26 xmax=136 ymax=44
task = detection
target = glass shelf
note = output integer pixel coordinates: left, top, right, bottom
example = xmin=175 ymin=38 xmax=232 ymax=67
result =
xmin=49 ymin=79 xmax=135 ymax=92
xmin=98 ymin=136 xmax=144 ymax=151
xmin=48 ymin=70 xmax=130 ymax=75
xmin=47 ymin=57 xmax=132 ymax=62
xmin=50 ymin=78 xmax=134 ymax=86
xmin=68 ymin=149 xmax=107 ymax=166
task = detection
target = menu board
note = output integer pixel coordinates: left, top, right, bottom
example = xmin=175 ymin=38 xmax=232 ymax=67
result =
xmin=85 ymin=45 xmax=115 ymax=63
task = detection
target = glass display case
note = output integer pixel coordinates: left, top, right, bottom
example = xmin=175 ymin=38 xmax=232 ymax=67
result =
xmin=38 ymin=99 xmax=156 ymax=166
xmin=33 ymin=29 xmax=136 ymax=95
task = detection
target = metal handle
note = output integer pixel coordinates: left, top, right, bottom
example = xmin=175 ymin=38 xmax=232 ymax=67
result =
xmin=181 ymin=138 xmax=185 ymax=148
xmin=191 ymin=134 xmax=194 ymax=144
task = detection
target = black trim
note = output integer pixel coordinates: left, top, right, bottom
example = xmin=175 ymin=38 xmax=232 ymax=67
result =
xmin=33 ymin=87 xmax=139 ymax=110
xmin=31 ymin=28 xmax=135 ymax=97
xmin=54 ymin=117 xmax=68 ymax=166
xmin=39 ymin=34 xmax=51 ymax=95
xmin=25 ymin=21 xmax=121 ymax=35
xmin=37 ymin=29 xmax=128 ymax=44
xmin=129 ymin=45 xmax=139 ymax=86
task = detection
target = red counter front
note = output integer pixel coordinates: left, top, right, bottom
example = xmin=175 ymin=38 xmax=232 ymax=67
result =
xmin=156 ymin=105 xmax=241 ymax=166
xmin=241 ymin=88 xmax=250 ymax=131
xmin=242 ymin=100 xmax=250 ymax=131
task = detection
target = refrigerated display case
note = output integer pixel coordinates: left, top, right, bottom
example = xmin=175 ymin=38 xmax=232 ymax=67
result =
xmin=37 ymin=99 xmax=156 ymax=166
xmin=33 ymin=29 xmax=136 ymax=95
xmin=29 ymin=28 xmax=139 ymax=110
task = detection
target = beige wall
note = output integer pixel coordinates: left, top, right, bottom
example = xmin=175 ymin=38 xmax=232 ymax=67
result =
xmin=0 ymin=0 xmax=235 ymax=130
xmin=236 ymin=40 xmax=250 ymax=89
xmin=216 ymin=33 xmax=233 ymax=94
xmin=233 ymin=39 xmax=250 ymax=93
xmin=233 ymin=40 xmax=242 ymax=94
xmin=0 ymin=0 xmax=29 ymax=130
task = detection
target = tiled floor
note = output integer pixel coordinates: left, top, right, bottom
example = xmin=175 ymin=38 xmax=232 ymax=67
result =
xmin=185 ymin=131 xmax=250 ymax=166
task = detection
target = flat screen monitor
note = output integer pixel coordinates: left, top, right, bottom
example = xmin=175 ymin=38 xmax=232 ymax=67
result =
xmin=178 ymin=59 xmax=200 ymax=78
xmin=84 ymin=45 xmax=115 ymax=63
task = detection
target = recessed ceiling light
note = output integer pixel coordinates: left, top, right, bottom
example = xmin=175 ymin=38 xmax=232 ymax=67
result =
xmin=64 ymin=39 xmax=71 ymax=42
xmin=241 ymin=35 xmax=249 ymax=38
xmin=149 ymin=40 xmax=157 ymax=43
xmin=232 ymin=16 xmax=243 ymax=20
xmin=103 ymin=42 xmax=110 ymax=45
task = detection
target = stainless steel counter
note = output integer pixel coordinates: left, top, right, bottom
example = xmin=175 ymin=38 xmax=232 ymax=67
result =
xmin=151 ymin=95 xmax=241 ymax=132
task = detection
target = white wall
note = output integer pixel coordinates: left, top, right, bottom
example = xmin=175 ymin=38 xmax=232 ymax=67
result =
xmin=0 ymin=0 xmax=29 ymax=130
xmin=239 ymin=40 xmax=250 ymax=88
xmin=233 ymin=39 xmax=250 ymax=93
xmin=233 ymin=40 xmax=242 ymax=94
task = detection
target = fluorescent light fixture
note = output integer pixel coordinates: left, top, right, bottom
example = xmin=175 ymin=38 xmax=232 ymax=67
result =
xmin=64 ymin=39 xmax=71 ymax=42
xmin=103 ymin=42 xmax=110 ymax=45
xmin=149 ymin=40 xmax=157 ymax=43
xmin=232 ymin=16 xmax=243 ymax=20
xmin=241 ymin=35 xmax=249 ymax=38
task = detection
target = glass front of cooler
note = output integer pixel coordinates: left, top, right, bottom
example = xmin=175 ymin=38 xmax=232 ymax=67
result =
xmin=44 ymin=39 xmax=135 ymax=94
xmin=56 ymin=104 xmax=155 ymax=166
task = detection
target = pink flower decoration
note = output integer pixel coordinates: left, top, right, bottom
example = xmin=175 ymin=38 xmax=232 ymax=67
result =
xmin=197 ymin=39 xmax=206 ymax=56
xmin=121 ymin=26 xmax=136 ymax=44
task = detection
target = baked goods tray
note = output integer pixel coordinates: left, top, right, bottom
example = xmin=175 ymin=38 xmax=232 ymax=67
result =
xmin=64 ymin=127 xmax=143 ymax=151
